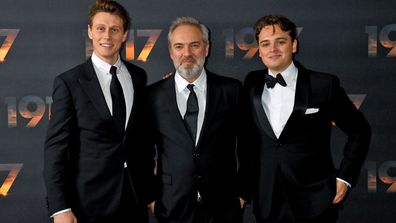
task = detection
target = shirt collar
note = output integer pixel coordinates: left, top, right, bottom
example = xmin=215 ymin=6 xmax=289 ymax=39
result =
xmin=91 ymin=52 xmax=122 ymax=74
xmin=175 ymin=69 xmax=207 ymax=93
xmin=268 ymin=61 xmax=298 ymax=86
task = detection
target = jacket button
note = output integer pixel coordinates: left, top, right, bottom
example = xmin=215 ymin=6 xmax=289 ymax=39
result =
xmin=194 ymin=174 xmax=202 ymax=180
xmin=193 ymin=153 xmax=200 ymax=158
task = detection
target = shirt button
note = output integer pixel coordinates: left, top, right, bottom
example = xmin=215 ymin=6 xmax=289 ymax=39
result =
xmin=193 ymin=153 xmax=200 ymax=158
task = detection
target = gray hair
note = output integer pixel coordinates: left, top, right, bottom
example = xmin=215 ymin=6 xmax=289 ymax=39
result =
xmin=167 ymin=16 xmax=209 ymax=46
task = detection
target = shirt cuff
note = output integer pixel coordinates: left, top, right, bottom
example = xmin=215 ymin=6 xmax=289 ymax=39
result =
xmin=51 ymin=208 xmax=71 ymax=218
xmin=336 ymin=178 xmax=351 ymax=188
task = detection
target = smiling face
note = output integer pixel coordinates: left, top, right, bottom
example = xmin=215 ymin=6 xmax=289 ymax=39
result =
xmin=258 ymin=24 xmax=297 ymax=74
xmin=88 ymin=12 xmax=127 ymax=65
xmin=169 ymin=24 xmax=209 ymax=82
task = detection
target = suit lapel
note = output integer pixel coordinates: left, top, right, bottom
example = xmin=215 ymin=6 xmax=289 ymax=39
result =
xmin=79 ymin=59 xmax=113 ymax=122
xmin=252 ymin=73 xmax=277 ymax=140
xmin=196 ymin=72 xmax=219 ymax=147
xmin=278 ymin=67 xmax=309 ymax=141
xmin=166 ymin=75 xmax=195 ymax=145
xmin=123 ymin=61 xmax=139 ymax=133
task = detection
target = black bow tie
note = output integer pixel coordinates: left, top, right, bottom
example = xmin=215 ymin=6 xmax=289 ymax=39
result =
xmin=265 ymin=73 xmax=287 ymax=88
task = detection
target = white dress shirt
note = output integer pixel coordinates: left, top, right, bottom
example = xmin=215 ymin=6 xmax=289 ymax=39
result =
xmin=91 ymin=52 xmax=134 ymax=129
xmin=262 ymin=62 xmax=298 ymax=138
xmin=174 ymin=70 xmax=207 ymax=146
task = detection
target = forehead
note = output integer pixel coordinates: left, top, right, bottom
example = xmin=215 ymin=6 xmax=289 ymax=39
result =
xmin=259 ymin=24 xmax=290 ymax=40
xmin=91 ymin=12 xmax=124 ymax=26
xmin=170 ymin=24 xmax=204 ymax=43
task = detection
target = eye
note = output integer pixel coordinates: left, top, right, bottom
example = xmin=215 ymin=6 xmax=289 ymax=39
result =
xmin=97 ymin=26 xmax=105 ymax=32
xmin=278 ymin=40 xmax=286 ymax=45
xmin=260 ymin=42 xmax=270 ymax=47
xmin=174 ymin=44 xmax=183 ymax=50
xmin=112 ymin=28 xmax=120 ymax=33
xmin=191 ymin=43 xmax=200 ymax=49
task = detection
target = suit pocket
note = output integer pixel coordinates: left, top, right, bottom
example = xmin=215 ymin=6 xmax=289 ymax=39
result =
xmin=160 ymin=173 xmax=172 ymax=185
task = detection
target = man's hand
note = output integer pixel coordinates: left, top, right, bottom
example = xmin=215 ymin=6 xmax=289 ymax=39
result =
xmin=53 ymin=211 xmax=77 ymax=223
xmin=332 ymin=180 xmax=348 ymax=204
xmin=148 ymin=201 xmax=155 ymax=214
xmin=239 ymin=197 xmax=246 ymax=209
xmin=162 ymin=72 xmax=174 ymax=79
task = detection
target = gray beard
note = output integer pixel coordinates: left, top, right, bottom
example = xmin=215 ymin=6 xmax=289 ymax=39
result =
xmin=175 ymin=62 xmax=204 ymax=80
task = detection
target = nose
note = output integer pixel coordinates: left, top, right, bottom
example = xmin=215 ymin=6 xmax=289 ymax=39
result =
xmin=104 ymin=29 xmax=111 ymax=39
xmin=182 ymin=46 xmax=192 ymax=56
xmin=269 ymin=43 xmax=277 ymax=52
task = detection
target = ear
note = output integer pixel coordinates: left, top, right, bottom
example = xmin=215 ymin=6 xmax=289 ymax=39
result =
xmin=205 ymin=44 xmax=210 ymax=57
xmin=122 ymin=30 xmax=128 ymax=43
xmin=292 ymin=39 xmax=298 ymax=53
xmin=169 ymin=47 xmax=175 ymax=60
xmin=88 ymin=25 xmax=93 ymax=40
xmin=258 ymin=43 xmax=264 ymax=58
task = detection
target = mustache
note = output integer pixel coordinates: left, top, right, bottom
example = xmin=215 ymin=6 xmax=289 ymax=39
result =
xmin=175 ymin=56 xmax=196 ymax=71
xmin=180 ymin=56 xmax=196 ymax=65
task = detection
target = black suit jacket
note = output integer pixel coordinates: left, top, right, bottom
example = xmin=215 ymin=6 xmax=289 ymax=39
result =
xmin=145 ymin=71 xmax=243 ymax=223
xmin=238 ymin=61 xmax=371 ymax=219
xmin=43 ymin=58 xmax=155 ymax=219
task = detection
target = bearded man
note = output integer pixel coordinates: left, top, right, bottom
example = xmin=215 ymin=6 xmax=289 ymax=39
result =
xmin=143 ymin=16 xmax=245 ymax=223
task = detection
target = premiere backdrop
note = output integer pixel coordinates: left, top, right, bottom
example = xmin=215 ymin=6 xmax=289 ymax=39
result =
xmin=1 ymin=0 xmax=395 ymax=222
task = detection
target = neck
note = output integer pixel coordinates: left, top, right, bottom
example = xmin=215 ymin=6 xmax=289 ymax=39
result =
xmin=94 ymin=52 xmax=119 ymax=66
xmin=269 ymin=61 xmax=293 ymax=75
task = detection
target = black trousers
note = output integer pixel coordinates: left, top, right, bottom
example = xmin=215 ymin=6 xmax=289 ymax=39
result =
xmin=256 ymin=206 xmax=338 ymax=223
xmin=192 ymin=201 xmax=212 ymax=223
xmin=192 ymin=199 xmax=243 ymax=223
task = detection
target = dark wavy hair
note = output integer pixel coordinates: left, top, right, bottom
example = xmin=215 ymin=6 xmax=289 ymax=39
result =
xmin=254 ymin=15 xmax=297 ymax=42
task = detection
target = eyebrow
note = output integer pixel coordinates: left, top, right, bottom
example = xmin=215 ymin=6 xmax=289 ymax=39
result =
xmin=173 ymin=41 xmax=201 ymax=46
xmin=259 ymin=37 xmax=288 ymax=44
xmin=94 ymin=23 xmax=121 ymax=28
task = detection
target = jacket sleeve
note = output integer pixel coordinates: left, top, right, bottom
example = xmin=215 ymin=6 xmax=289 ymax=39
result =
xmin=329 ymin=76 xmax=371 ymax=187
xmin=43 ymin=76 xmax=76 ymax=215
xmin=237 ymin=72 xmax=261 ymax=201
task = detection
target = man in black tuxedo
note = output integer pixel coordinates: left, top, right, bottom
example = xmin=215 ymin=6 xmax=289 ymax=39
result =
xmin=238 ymin=15 xmax=371 ymax=223
xmin=43 ymin=1 xmax=155 ymax=223
xmin=145 ymin=17 xmax=244 ymax=223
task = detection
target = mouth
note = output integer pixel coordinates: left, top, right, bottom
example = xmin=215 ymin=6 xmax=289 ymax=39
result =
xmin=99 ymin=43 xmax=114 ymax=48
xmin=268 ymin=54 xmax=281 ymax=60
xmin=181 ymin=57 xmax=196 ymax=65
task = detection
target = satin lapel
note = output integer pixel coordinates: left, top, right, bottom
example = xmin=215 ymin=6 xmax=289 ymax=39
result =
xmin=279 ymin=69 xmax=309 ymax=141
xmin=124 ymin=62 xmax=139 ymax=133
xmin=166 ymin=76 xmax=195 ymax=144
xmin=252 ymin=77 xmax=277 ymax=140
xmin=196 ymin=73 xmax=219 ymax=148
xmin=78 ymin=59 xmax=112 ymax=122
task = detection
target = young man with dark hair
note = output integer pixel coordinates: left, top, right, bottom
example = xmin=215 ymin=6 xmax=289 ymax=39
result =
xmin=238 ymin=15 xmax=371 ymax=223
